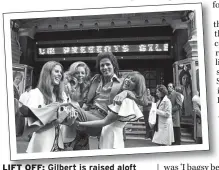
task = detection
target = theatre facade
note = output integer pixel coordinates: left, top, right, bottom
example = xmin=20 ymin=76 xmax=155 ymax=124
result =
xmin=10 ymin=10 xmax=200 ymax=143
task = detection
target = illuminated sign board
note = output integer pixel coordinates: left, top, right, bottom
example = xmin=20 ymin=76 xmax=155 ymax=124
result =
xmin=38 ymin=43 xmax=169 ymax=55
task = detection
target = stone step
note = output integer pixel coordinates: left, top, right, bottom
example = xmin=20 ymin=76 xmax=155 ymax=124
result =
xmin=181 ymin=127 xmax=190 ymax=133
xmin=125 ymin=130 xmax=146 ymax=134
xmin=127 ymin=121 xmax=145 ymax=125
xmin=125 ymin=130 xmax=146 ymax=135
xmin=125 ymin=130 xmax=146 ymax=133
xmin=181 ymin=132 xmax=192 ymax=137
xmin=181 ymin=137 xmax=195 ymax=143
xmin=125 ymin=136 xmax=151 ymax=140
xmin=181 ymin=142 xmax=196 ymax=145
xmin=124 ymin=135 xmax=195 ymax=144
xmin=181 ymin=122 xmax=194 ymax=126
xmin=124 ymin=136 xmax=195 ymax=144
xmin=125 ymin=125 xmax=146 ymax=130
xmin=125 ymin=134 xmax=145 ymax=139
xmin=181 ymin=117 xmax=193 ymax=123
xmin=124 ymin=134 xmax=195 ymax=143
xmin=125 ymin=130 xmax=192 ymax=136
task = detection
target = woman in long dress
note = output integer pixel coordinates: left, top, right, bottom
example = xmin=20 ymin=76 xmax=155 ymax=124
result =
xmin=21 ymin=61 xmax=73 ymax=153
xmin=179 ymin=69 xmax=193 ymax=116
xmin=152 ymin=85 xmax=174 ymax=146
xmin=76 ymin=71 xmax=147 ymax=149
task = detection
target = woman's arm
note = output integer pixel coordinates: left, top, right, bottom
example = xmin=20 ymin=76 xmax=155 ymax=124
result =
xmin=78 ymin=112 xmax=119 ymax=128
xmin=156 ymin=100 xmax=171 ymax=118
xmin=113 ymin=90 xmax=147 ymax=106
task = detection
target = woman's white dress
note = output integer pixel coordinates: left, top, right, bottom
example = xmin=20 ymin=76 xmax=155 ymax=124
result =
xmin=152 ymin=96 xmax=174 ymax=146
xmin=99 ymin=98 xmax=143 ymax=149
xmin=25 ymin=88 xmax=65 ymax=153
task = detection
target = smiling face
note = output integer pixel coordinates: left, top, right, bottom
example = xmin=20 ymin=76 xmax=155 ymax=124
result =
xmin=75 ymin=66 xmax=86 ymax=84
xmin=99 ymin=58 xmax=114 ymax=78
xmin=122 ymin=75 xmax=137 ymax=91
xmin=51 ymin=65 xmax=62 ymax=86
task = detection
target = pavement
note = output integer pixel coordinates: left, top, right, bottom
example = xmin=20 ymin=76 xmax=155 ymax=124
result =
xmin=16 ymin=136 xmax=157 ymax=153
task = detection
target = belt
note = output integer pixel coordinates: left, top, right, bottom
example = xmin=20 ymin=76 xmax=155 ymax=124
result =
xmin=91 ymin=105 xmax=107 ymax=117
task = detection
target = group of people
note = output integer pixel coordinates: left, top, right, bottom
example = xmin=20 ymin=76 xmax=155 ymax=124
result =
xmin=142 ymin=84 xmax=182 ymax=146
xmin=13 ymin=52 xmax=198 ymax=153
xmin=14 ymin=52 xmax=147 ymax=152
xmin=143 ymin=80 xmax=200 ymax=145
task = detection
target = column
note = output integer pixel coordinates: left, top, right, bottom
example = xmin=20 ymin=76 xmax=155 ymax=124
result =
xmin=183 ymin=11 xmax=198 ymax=94
xmin=171 ymin=19 xmax=189 ymax=61
xmin=11 ymin=21 xmax=22 ymax=63
xmin=183 ymin=11 xmax=197 ymax=58
xmin=18 ymin=28 xmax=36 ymax=65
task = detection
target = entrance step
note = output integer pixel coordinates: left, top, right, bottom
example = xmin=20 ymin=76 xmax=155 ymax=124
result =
xmin=125 ymin=136 xmax=151 ymax=140
xmin=181 ymin=137 xmax=196 ymax=144
xmin=125 ymin=130 xmax=146 ymax=135
xmin=181 ymin=116 xmax=194 ymax=126
xmin=125 ymin=124 xmax=146 ymax=130
xmin=127 ymin=121 xmax=145 ymax=125
xmin=124 ymin=118 xmax=197 ymax=144
xmin=181 ymin=132 xmax=192 ymax=138
xmin=125 ymin=119 xmax=147 ymax=140
xmin=180 ymin=126 xmax=195 ymax=144
xmin=125 ymin=133 xmax=146 ymax=140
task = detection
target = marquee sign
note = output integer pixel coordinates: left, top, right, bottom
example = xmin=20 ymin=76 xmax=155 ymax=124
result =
xmin=38 ymin=43 xmax=169 ymax=55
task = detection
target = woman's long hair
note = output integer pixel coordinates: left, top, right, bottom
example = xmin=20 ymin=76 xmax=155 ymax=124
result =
xmin=123 ymin=71 xmax=148 ymax=106
xmin=37 ymin=61 xmax=64 ymax=105
xmin=179 ymin=69 xmax=193 ymax=96
xmin=68 ymin=61 xmax=91 ymax=95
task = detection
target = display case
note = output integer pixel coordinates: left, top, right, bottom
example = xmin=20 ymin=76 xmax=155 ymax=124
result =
xmin=12 ymin=63 xmax=33 ymax=94
xmin=173 ymin=57 xmax=200 ymax=142
xmin=173 ymin=57 xmax=199 ymax=96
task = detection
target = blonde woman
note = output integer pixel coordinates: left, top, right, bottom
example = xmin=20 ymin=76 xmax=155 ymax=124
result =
xmin=66 ymin=61 xmax=90 ymax=106
xmin=61 ymin=61 xmax=91 ymax=150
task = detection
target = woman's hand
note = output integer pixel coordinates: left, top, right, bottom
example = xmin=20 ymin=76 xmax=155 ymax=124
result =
xmin=149 ymin=122 xmax=155 ymax=129
xmin=113 ymin=91 xmax=128 ymax=105
xmin=75 ymin=120 xmax=80 ymax=127
xmin=64 ymin=83 xmax=72 ymax=95
xmin=71 ymin=77 xmax=78 ymax=87
xmin=56 ymin=105 xmax=74 ymax=124
xmin=56 ymin=111 xmax=68 ymax=124
xmin=65 ymin=107 xmax=78 ymax=126
xmin=64 ymin=77 xmax=78 ymax=94
xmin=75 ymin=120 xmax=85 ymax=131
xmin=59 ymin=102 xmax=76 ymax=108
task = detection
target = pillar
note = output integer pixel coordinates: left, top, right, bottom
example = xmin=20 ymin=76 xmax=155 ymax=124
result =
xmin=173 ymin=29 xmax=189 ymax=61
xmin=11 ymin=21 xmax=22 ymax=63
xmin=183 ymin=11 xmax=198 ymax=58
xmin=18 ymin=28 xmax=36 ymax=66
